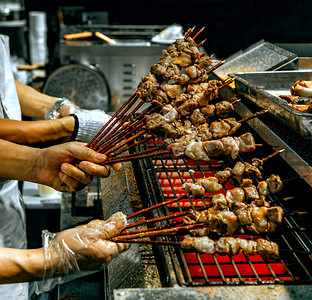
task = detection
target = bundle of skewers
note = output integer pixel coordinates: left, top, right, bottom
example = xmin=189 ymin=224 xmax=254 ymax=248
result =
xmin=83 ymin=27 xmax=292 ymax=262
xmin=107 ymin=151 xmax=292 ymax=262
xmin=84 ymin=26 xmax=266 ymax=166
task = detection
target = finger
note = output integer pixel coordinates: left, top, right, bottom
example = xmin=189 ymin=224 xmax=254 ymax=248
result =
xmin=69 ymin=143 xmax=107 ymax=164
xmin=116 ymin=242 xmax=130 ymax=253
xmin=61 ymin=163 xmax=92 ymax=184
xmin=97 ymin=219 xmax=126 ymax=239
xmin=78 ymin=161 xmax=110 ymax=178
xmin=111 ymin=163 xmax=122 ymax=171
xmin=58 ymin=170 xmax=88 ymax=192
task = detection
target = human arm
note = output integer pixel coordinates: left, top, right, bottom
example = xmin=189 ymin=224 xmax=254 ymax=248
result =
xmin=0 ymin=117 xmax=75 ymax=145
xmin=0 ymin=212 xmax=128 ymax=284
xmin=0 ymin=139 xmax=121 ymax=192
xmin=15 ymin=79 xmax=59 ymax=120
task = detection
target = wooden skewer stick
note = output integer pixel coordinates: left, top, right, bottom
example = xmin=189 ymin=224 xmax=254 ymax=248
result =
xmin=206 ymin=60 xmax=225 ymax=75
xmin=101 ymin=149 xmax=170 ymax=165
xmin=219 ymin=77 xmax=234 ymax=89
xmin=120 ymin=220 xmax=183 ymax=235
xmin=192 ymin=27 xmax=205 ymax=40
xmin=97 ymin=123 xmax=146 ymax=154
xmin=125 ymin=211 xmax=189 ymax=229
xmin=231 ymin=98 xmax=241 ymax=105
xmin=238 ymin=110 xmax=268 ymax=123
xmin=108 ymin=146 xmax=165 ymax=161
xmin=102 ymin=129 xmax=147 ymax=156
xmin=111 ymin=136 xmax=156 ymax=157
xmin=127 ymin=194 xmax=187 ymax=219
xmin=262 ymin=149 xmax=285 ymax=162
xmin=93 ymin=101 xmax=145 ymax=151
xmin=196 ymin=39 xmax=207 ymax=48
xmin=87 ymin=94 xmax=138 ymax=148
xmin=185 ymin=26 xmax=196 ymax=39
xmin=94 ymin=106 xmax=151 ymax=152
xmin=113 ymin=239 xmax=181 ymax=246
xmin=112 ymin=223 xmax=206 ymax=241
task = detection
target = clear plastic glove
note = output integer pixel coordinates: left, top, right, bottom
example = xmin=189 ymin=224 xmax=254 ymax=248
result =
xmin=45 ymin=98 xmax=81 ymax=120
xmin=35 ymin=212 xmax=129 ymax=294
xmin=72 ymin=109 xmax=112 ymax=143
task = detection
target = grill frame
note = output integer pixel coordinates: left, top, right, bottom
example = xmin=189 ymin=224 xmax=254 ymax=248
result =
xmin=130 ymin=108 xmax=312 ymax=288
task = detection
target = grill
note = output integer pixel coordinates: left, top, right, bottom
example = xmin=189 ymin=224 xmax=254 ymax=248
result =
xmin=125 ymin=103 xmax=312 ymax=291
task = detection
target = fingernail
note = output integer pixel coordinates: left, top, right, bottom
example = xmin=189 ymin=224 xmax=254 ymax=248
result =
xmin=95 ymin=153 xmax=106 ymax=161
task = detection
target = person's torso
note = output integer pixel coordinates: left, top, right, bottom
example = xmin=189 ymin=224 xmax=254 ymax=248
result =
xmin=0 ymin=34 xmax=28 ymax=300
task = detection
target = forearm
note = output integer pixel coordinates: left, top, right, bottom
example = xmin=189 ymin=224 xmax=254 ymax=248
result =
xmin=0 ymin=117 xmax=75 ymax=145
xmin=0 ymin=139 xmax=41 ymax=182
xmin=15 ymin=80 xmax=58 ymax=119
xmin=0 ymin=247 xmax=44 ymax=284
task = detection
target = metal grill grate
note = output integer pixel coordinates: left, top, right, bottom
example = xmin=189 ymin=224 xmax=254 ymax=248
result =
xmin=131 ymin=121 xmax=312 ymax=287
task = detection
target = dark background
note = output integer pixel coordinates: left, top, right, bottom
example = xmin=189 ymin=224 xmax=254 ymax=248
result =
xmin=23 ymin=0 xmax=312 ymax=59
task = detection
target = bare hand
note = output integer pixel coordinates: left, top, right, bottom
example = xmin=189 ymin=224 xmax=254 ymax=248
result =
xmin=37 ymin=142 xmax=121 ymax=192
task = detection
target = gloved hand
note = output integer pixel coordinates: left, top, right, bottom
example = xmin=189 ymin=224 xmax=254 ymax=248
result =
xmin=35 ymin=212 xmax=129 ymax=294
xmin=71 ymin=109 xmax=112 ymax=143
xmin=45 ymin=98 xmax=81 ymax=120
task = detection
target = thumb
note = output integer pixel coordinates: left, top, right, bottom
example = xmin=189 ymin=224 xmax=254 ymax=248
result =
xmin=88 ymin=212 xmax=127 ymax=239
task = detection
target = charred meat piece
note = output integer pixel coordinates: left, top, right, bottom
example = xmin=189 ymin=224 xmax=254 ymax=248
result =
xmin=210 ymin=120 xmax=231 ymax=139
xmin=190 ymin=109 xmax=206 ymax=126
xmin=267 ymin=206 xmax=284 ymax=223
xmin=200 ymin=104 xmax=215 ymax=116
xmin=136 ymin=72 xmax=160 ymax=101
xmin=257 ymin=238 xmax=279 ymax=260
xmin=197 ymin=123 xmax=212 ymax=141
xmin=176 ymin=98 xmax=198 ymax=116
xmin=215 ymin=101 xmax=234 ymax=118
xmin=185 ymin=141 xmax=210 ymax=161
xmin=215 ymin=167 xmax=232 ymax=184
xmin=181 ymin=182 xmax=205 ymax=198
xmin=266 ymin=174 xmax=283 ymax=194
xmin=197 ymin=177 xmax=223 ymax=194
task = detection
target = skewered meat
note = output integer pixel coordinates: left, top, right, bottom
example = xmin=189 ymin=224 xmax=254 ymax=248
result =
xmin=185 ymin=141 xmax=210 ymax=161
xmin=161 ymin=104 xmax=179 ymax=122
xmin=257 ymin=238 xmax=280 ymax=260
xmin=215 ymin=167 xmax=232 ymax=184
xmin=215 ymin=101 xmax=234 ymax=118
xmin=226 ymin=187 xmax=245 ymax=203
xmin=190 ymin=109 xmax=206 ymax=126
xmin=200 ymin=104 xmax=215 ymax=116
xmin=210 ymin=120 xmax=232 ymax=138
xmin=197 ymin=123 xmax=213 ymax=141
xmin=291 ymin=80 xmax=312 ymax=97
xmin=181 ymin=182 xmax=205 ymax=198
xmin=181 ymin=236 xmax=279 ymax=260
xmin=182 ymin=196 xmax=284 ymax=236
xmin=241 ymin=179 xmax=260 ymax=202
xmin=266 ymin=174 xmax=283 ymax=194
xmin=197 ymin=177 xmax=223 ymax=193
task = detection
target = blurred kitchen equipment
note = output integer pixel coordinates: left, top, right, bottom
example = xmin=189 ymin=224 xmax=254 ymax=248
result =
xmin=28 ymin=11 xmax=48 ymax=64
xmin=58 ymin=24 xmax=167 ymax=111
xmin=43 ymin=63 xmax=111 ymax=111
xmin=0 ymin=0 xmax=27 ymax=60
xmin=0 ymin=0 xmax=24 ymax=20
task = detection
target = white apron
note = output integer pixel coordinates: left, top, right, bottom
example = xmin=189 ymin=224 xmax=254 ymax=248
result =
xmin=0 ymin=35 xmax=28 ymax=299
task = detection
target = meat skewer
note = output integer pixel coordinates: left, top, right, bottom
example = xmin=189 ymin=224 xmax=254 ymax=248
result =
xmin=181 ymin=236 xmax=279 ymax=260
xmin=182 ymin=196 xmax=284 ymax=236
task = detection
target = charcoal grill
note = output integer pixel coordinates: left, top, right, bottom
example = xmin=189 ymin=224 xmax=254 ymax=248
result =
xmin=110 ymin=97 xmax=312 ymax=299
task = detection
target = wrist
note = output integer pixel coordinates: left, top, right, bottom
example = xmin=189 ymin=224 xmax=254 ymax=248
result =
xmin=45 ymin=98 xmax=80 ymax=120
xmin=17 ymin=248 xmax=45 ymax=280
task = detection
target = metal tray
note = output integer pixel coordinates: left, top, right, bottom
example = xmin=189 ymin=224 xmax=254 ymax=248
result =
xmin=214 ymin=40 xmax=298 ymax=80
xmin=231 ymin=70 xmax=312 ymax=139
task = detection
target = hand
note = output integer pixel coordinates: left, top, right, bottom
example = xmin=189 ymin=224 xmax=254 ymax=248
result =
xmin=72 ymin=109 xmax=112 ymax=143
xmin=45 ymin=212 xmax=129 ymax=276
xmin=37 ymin=142 xmax=122 ymax=192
